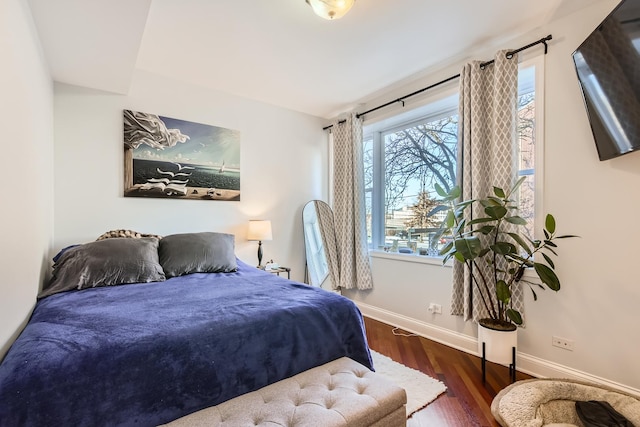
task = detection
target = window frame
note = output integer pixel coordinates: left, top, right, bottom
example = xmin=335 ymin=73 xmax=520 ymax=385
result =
xmin=524 ymin=55 xmax=546 ymax=245
xmin=364 ymin=95 xmax=459 ymax=251
xmin=363 ymin=55 xmax=545 ymax=257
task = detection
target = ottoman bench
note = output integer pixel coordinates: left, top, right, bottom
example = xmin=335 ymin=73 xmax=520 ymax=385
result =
xmin=164 ymin=356 xmax=407 ymax=427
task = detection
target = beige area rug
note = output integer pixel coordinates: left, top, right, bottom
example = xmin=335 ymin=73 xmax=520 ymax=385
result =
xmin=370 ymin=350 xmax=447 ymax=418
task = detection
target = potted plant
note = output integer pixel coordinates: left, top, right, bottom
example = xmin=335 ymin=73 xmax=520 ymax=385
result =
xmin=432 ymin=177 xmax=576 ymax=363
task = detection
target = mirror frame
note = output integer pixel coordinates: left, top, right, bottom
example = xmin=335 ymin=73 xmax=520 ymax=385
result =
xmin=302 ymin=200 xmax=338 ymax=289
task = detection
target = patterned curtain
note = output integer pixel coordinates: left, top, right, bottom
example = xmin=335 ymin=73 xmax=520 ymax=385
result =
xmin=332 ymin=113 xmax=374 ymax=290
xmin=450 ymin=50 xmax=520 ymax=322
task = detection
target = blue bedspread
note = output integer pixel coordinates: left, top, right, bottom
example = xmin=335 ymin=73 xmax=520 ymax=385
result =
xmin=0 ymin=260 xmax=372 ymax=426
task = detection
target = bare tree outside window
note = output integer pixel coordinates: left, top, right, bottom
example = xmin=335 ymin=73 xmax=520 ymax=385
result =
xmin=364 ymin=115 xmax=457 ymax=250
xmin=517 ymin=91 xmax=535 ymax=240
xmin=363 ymin=138 xmax=374 ymax=244
xmin=384 ymin=116 xmax=458 ymax=214
xmin=363 ymin=65 xmax=538 ymax=254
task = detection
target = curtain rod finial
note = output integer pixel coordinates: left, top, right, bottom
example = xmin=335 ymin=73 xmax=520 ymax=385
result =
xmin=543 ymin=34 xmax=552 ymax=54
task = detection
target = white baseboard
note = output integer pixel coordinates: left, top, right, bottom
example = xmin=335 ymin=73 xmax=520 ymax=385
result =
xmin=356 ymin=301 xmax=640 ymax=397
xmin=356 ymin=302 xmax=478 ymax=354
xmin=516 ymin=353 xmax=640 ymax=397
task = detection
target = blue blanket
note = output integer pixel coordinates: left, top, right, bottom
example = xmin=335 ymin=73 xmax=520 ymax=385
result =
xmin=0 ymin=260 xmax=372 ymax=426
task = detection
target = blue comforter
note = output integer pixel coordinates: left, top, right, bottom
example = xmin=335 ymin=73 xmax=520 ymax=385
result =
xmin=0 ymin=260 xmax=372 ymax=426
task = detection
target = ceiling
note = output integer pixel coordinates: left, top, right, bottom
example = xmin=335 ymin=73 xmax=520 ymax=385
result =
xmin=27 ymin=0 xmax=603 ymax=119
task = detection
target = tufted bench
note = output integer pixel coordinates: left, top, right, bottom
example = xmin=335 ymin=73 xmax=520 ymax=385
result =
xmin=163 ymin=356 xmax=407 ymax=427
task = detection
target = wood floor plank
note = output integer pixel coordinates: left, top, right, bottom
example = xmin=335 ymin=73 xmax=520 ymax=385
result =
xmin=364 ymin=317 xmax=533 ymax=427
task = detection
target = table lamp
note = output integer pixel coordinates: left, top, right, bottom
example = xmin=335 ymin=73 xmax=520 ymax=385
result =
xmin=247 ymin=220 xmax=272 ymax=267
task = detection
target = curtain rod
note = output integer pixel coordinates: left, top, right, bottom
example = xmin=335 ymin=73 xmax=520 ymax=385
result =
xmin=323 ymin=34 xmax=552 ymax=131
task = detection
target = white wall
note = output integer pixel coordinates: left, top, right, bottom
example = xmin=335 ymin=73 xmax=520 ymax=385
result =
xmin=0 ymin=0 xmax=54 ymax=357
xmin=346 ymin=0 xmax=640 ymax=393
xmin=53 ymin=70 xmax=327 ymax=282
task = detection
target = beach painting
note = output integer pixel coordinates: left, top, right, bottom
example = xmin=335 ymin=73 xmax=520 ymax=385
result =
xmin=123 ymin=110 xmax=240 ymax=201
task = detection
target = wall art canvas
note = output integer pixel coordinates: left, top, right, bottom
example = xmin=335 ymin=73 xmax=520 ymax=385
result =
xmin=123 ymin=110 xmax=240 ymax=201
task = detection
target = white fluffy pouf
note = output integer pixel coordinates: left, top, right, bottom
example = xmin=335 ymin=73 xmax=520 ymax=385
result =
xmin=491 ymin=378 xmax=640 ymax=427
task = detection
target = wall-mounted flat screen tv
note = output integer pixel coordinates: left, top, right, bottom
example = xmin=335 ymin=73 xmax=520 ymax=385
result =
xmin=572 ymin=0 xmax=640 ymax=161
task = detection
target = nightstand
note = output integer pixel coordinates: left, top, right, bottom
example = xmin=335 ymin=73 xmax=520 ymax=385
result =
xmin=262 ymin=266 xmax=291 ymax=279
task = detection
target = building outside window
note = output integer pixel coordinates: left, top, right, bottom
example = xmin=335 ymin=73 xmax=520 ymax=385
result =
xmin=364 ymin=59 xmax=543 ymax=255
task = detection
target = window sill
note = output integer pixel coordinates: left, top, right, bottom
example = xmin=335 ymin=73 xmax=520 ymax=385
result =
xmin=369 ymin=250 xmax=541 ymax=282
xmin=521 ymin=267 xmax=542 ymax=283
xmin=369 ymin=249 xmax=453 ymax=267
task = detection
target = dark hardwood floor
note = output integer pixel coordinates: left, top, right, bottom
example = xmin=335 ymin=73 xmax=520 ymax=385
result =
xmin=364 ymin=317 xmax=533 ymax=427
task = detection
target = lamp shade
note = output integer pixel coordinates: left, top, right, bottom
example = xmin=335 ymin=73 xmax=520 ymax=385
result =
xmin=306 ymin=0 xmax=355 ymax=20
xmin=247 ymin=220 xmax=273 ymax=241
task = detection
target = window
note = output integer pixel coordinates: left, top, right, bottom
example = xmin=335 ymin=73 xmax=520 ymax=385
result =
xmin=364 ymin=57 xmax=544 ymax=255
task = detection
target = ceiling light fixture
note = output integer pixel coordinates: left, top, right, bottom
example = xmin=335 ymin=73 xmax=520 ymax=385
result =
xmin=306 ymin=0 xmax=355 ymax=20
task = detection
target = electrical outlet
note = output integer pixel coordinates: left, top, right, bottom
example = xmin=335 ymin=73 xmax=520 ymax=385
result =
xmin=552 ymin=336 xmax=574 ymax=351
xmin=428 ymin=303 xmax=442 ymax=314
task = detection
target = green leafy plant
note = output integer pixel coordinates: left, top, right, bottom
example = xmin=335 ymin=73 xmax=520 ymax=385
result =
xmin=432 ymin=177 xmax=577 ymax=330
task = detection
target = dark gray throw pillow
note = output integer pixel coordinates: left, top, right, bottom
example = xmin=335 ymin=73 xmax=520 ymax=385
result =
xmin=159 ymin=232 xmax=237 ymax=278
xmin=40 ymin=237 xmax=166 ymax=298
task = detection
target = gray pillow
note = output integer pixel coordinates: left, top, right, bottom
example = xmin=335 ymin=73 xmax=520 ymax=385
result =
xmin=40 ymin=237 xmax=166 ymax=298
xmin=159 ymin=232 xmax=237 ymax=278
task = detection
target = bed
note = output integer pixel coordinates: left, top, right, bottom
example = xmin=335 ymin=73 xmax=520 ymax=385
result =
xmin=0 ymin=232 xmax=372 ymax=426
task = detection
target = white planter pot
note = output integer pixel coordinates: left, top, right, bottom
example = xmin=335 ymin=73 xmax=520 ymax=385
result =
xmin=477 ymin=322 xmax=517 ymax=366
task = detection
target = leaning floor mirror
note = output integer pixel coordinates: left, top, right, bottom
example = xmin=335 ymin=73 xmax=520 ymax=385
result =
xmin=302 ymin=200 xmax=338 ymax=290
